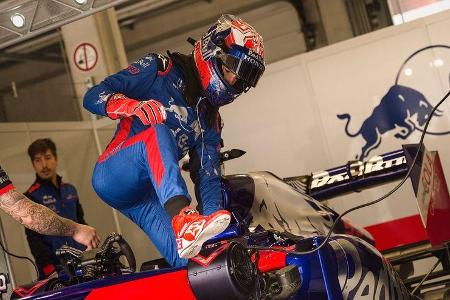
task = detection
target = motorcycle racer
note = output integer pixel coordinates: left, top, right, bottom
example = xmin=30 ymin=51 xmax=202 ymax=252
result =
xmin=83 ymin=14 xmax=265 ymax=266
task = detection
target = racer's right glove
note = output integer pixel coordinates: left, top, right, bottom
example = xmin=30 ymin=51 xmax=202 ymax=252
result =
xmin=106 ymin=93 xmax=166 ymax=126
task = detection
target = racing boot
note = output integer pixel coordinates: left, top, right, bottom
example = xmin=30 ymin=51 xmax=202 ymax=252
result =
xmin=172 ymin=207 xmax=231 ymax=259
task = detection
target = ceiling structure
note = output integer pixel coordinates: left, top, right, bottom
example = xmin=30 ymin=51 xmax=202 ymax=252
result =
xmin=0 ymin=0 xmax=135 ymax=50
xmin=0 ymin=0 xmax=393 ymax=122
xmin=0 ymin=0 xmax=307 ymax=64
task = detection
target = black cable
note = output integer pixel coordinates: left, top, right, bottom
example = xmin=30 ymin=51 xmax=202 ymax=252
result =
xmin=248 ymin=89 xmax=450 ymax=255
xmin=0 ymin=237 xmax=39 ymax=280
xmin=410 ymin=258 xmax=440 ymax=296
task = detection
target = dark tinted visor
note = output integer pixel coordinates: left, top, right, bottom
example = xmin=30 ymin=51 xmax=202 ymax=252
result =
xmin=218 ymin=51 xmax=265 ymax=90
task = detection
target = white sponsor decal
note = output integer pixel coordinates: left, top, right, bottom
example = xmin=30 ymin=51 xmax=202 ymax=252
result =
xmin=311 ymin=155 xmax=405 ymax=189
xmin=96 ymin=91 xmax=111 ymax=104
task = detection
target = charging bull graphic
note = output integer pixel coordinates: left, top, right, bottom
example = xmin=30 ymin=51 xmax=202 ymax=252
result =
xmin=166 ymin=99 xmax=189 ymax=123
xmin=338 ymin=45 xmax=450 ymax=159
xmin=338 ymin=85 xmax=441 ymax=159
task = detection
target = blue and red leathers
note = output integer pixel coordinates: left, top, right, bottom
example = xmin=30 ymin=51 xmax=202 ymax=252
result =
xmin=83 ymin=53 xmax=223 ymax=267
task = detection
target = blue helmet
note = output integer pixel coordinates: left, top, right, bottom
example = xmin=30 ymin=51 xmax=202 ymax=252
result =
xmin=193 ymin=14 xmax=265 ymax=107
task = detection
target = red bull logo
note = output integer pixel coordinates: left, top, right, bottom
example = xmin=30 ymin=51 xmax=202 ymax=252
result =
xmin=338 ymin=45 xmax=450 ymax=159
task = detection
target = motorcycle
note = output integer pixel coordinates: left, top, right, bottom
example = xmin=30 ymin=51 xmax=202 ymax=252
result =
xmin=11 ymin=149 xmax=413 ymax=300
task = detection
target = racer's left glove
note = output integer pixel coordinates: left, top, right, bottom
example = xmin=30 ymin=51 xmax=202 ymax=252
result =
xmin=106 ymin=93 xmax=166 ymax=126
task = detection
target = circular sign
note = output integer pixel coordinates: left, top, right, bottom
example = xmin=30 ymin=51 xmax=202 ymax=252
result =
xmin=73 ymin=43 xmax=98 ymax=72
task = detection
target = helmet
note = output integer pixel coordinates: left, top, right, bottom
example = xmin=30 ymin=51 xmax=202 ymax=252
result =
xmin=193 ymin=14 xmax=265 ymax=107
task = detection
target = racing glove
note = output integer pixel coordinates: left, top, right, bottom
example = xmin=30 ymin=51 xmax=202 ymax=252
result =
xmin=106 ymin=93 xmax=166 ymax=126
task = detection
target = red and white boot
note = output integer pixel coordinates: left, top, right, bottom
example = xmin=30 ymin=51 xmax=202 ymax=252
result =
xmin=172 ymin=207 xmax=231 ymax=259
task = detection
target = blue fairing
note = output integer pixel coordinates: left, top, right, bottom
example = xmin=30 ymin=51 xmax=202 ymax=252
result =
xmin=14 ymin=172 xmax=410 ymax=300
xmin=285 ymin=235 xmax=410 ymax=299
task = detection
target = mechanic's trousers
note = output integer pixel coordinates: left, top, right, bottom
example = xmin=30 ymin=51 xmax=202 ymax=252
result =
xmin=92 ymin=123 xmax=189 ymax=267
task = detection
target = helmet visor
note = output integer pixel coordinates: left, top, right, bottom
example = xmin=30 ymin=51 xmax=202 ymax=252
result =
xmin=218 ymin=49 xmax=265 ymax=91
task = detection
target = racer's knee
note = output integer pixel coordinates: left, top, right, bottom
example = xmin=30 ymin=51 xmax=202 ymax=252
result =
xmin=91 ymin=165 xmax=120 ymax=209
xmin=91 ymin=163 xmax=134 ymax=210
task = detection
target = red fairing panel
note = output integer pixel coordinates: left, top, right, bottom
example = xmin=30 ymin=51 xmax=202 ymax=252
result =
xmin=424 ymin=152 xmax=450 ymax=246
xmin=364 ymin=214 xmax=428 ymax=251
xmin=255 ymin=250 xmax=287 ymax=273
xmin=86 ymin=270 xmax=196 ymax=300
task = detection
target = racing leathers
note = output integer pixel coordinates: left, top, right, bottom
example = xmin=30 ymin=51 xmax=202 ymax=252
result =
xmin=83 ymin=52 xmax=223 ymax=267
xmin=25 ymin=175 xmax=87 ymax=278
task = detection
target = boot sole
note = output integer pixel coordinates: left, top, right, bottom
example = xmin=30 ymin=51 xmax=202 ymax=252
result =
xmin=179 ymin=213 xmax=231 ymax=259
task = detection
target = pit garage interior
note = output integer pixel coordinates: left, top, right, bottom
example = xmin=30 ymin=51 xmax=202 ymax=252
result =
xmin=0 ymin=0 xmax=450 ymax=299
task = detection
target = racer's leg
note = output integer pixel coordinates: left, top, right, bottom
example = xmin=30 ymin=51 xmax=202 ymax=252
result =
xmin=93 ymin=151 xmax=186 ymax=266
xmin=141 ymin=124 xmax=191 ymax=206
xmin=92 ymin=123 xmax=190 ymax=266
xmin=93 ymin=124 xmax=191 ymax=208
xmin=121 ymin=193 xmax=188 ymax=267
xmin=92 ymin=141 xmax=152 ymax=211
xmin=135 ymin=125 xmax=230 ymax=259
xmin=93 ymin=123 xmax=228 ymax=261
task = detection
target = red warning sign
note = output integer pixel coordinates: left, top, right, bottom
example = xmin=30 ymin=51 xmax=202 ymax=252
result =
xmin=73 ymin=43 xmax=98 ymax=72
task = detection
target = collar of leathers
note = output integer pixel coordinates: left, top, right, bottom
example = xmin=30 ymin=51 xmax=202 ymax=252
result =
xmin=35 ymin=173 xmax=62 ymax=189
xmin=167 ymin=51 xmax=218 ymax=128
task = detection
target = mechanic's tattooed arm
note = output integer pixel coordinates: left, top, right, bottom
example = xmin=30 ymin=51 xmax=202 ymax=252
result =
xmin=0 ymin=188 xmax=76 ymax=236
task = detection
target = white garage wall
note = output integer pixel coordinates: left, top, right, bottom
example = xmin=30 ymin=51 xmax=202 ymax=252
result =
xmin=221 ymin=9 xmax=450 ymax=228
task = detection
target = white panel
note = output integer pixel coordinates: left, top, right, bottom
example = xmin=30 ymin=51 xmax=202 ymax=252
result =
xmin=303 ymin=16 xmax=450 ymax=225
xmin=308 ymin=27 xmax=432 ymax=161
xmin=223 ymin=10 xmax=450 ymax=230
xmin=221 ymin=57 xmax=331 ymax=177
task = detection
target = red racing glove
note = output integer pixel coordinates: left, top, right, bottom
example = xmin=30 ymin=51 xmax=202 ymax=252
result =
xmin=106 ymin=93 xmax=166 ymax=126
